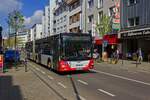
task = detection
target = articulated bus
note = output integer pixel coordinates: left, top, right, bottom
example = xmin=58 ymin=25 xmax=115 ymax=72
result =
xmin=25 ymin=33 xmax=94 ymax=72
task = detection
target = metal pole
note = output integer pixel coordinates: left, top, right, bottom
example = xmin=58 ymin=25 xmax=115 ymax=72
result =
xmin=14 ymin=16 xmax=18 ymax=70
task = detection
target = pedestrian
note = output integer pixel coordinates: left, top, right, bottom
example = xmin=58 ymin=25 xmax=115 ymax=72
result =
xmin=116 ymin=49 xmax=120 ymax=61
xmin=93 ymin=49 xmax=99 ymax=60
xmin=20 ymin=49 xmax=28 ymax=72
xmin=137 ymin=48 xmax=143 ymax=64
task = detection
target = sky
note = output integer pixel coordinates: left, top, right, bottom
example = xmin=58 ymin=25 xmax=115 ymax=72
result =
xmin=0 ymin=0 xmax=49 ymax=36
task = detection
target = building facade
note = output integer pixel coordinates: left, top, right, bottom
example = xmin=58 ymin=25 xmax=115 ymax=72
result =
xmin=42 ymin=6 xmax=50 ymax=38
xmin=120 ymin=0 xmax=150 ymax=60
xmin=82 ymin=0 xmax=120 ymax=57
xmin=17 ymin=31 xmax=28 ymax=49
xmin=66 ymin=0 xmax=82 ymax=33
xmin=31 ymin=24 xmax=42 ymax=40
xmin=84 ymin=0 xmax=116 ymax=36
xmin=53 ymin=0 xmax=69 ymax=34
xmin=49 ymin=0 xmax=56 ymax=35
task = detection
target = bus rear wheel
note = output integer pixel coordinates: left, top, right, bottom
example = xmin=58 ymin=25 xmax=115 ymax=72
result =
xmin=47 ymin=58 xmax=52 ymax=70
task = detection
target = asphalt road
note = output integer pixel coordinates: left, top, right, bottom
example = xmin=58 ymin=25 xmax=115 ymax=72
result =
xmin=28 ymin=61 xmax=150 ymax=100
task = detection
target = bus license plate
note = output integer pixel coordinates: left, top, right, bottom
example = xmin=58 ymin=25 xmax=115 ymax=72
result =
xmin=76 ymin=67 xmax=83 ymax=70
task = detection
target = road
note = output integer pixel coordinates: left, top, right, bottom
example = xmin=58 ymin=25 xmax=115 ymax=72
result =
xmin=28 ymin=61 xmax=150 ymax=100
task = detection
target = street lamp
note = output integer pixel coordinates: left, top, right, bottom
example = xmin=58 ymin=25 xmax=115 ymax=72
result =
xmin=14 ymin=15 xmax=18 ymax=69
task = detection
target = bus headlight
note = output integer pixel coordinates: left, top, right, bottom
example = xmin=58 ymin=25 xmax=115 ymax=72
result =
xmin=61 ymin=65 xmax=66 ymax=68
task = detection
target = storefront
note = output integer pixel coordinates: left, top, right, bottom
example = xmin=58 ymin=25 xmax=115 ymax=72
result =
xmin=94 ymin=34 xmax=118 ymax=57
xmin=120 ymin=28 xmax=150 ymax=61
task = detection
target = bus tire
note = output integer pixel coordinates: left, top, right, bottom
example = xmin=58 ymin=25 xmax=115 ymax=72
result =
xmin=47 ymin=58 xmax=51 ymax=70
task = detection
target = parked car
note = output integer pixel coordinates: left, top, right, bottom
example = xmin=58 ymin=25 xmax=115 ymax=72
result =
xmin=4 ymin=50 xmax=20 ymax=62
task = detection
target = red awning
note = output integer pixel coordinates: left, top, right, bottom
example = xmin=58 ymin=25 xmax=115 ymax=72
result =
xmin=94 ymin=34 xmax=118 ymax=45
xmin=95 ymin=39 xmax=102 ymax=45
xmin=103 ymin=34 xmax=118 ymax=45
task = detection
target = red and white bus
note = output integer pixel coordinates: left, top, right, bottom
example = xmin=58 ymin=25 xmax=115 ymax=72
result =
xmin=25 ymin=33 xmax=94 ymax=72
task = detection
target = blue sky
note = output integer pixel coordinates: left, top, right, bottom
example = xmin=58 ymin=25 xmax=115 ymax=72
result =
xmin=0 ymin=0 xmax=48 ymax=35
xmin=21 ymin=0 xmax=48 ymax=17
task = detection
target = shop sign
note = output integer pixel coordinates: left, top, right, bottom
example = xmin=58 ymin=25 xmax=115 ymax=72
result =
xmin=113 ymin=19 xmax=120 ymax=23
xmin=121 ymin=29 xmax=150 ymax=37
xmin=112 ymin=23 xmax=120 ymax=30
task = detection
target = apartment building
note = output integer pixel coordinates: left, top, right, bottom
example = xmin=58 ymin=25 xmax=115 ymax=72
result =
xmin=42 ymin=6 xmax=50 ymax=38
xmin=17 ymin=31 xmax=28 ymax=48
xmin=120 ymin=0 xmax=150 ymax=60
xmin=53 ymin=0 xmax=69 ymax=34
xmin=83 ymin=0 xmax=120 ymax=57
xmin=31 ymin=24 xmax=42 ymax=40
xmin=49 ymin=0 xmax=56 ymax=35
xmin=66 ymin=0 xmax=82 ymax=33
xmin=84 ymin=0 xmax=116 ymax=36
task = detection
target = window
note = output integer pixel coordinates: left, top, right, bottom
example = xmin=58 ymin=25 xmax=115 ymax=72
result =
xmin=128 ymin=18 xmax=134 ymax=26
xmin=88 ymin=15 xmax=94 ymax=23
xmin=98 ymin=11 xmax=103 ymax=23
xmin=88 ymin=30 xmax=92 ymax=34
xmin=88 ymin=0 xmax=94 ymax=8
xmin=98 ymin=0 xmax=103 ymax=8
xmin=128 ymin=0 xmax=137 ymax=6
xmin=128 ymin=17 xmax=139 ymax=27
xmin=109 ymin=7 xmax=115 ymax=17
xmin=135 ymin=17 xmax=139 ymax=25
xmin=53 ymin=20 xmax=56 ymax=24
xmin=64 ymin=15 xmax=67 ymax=21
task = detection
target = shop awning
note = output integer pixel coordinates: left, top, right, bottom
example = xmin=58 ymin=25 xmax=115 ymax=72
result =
xmin=94 ymin=34 xmax=118 ymax=45
xmin=103 ymin=34 xmax=118 ymax=45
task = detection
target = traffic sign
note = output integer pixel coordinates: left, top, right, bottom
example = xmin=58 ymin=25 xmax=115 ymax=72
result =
xmin=103 ymin=40 xmax=108 ymax=47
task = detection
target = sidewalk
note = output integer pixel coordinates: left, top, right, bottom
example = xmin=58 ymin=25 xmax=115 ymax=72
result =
xmin=96 ymin=60 xmax=150 ymax=74
xmin=0 ymin=66 xmax=58 ymax=100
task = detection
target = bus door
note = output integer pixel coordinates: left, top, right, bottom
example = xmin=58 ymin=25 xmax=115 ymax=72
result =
xmin=52 ymin=37 xmax=60 ymax=70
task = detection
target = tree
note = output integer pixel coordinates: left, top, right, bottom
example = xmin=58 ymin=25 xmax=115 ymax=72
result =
xmin=95 ymin=14 xmax=112 ymax=61
xmin=96 ymin=14 xmax=112 ymax=37
xmin=7 ymin=10 xmax=24 ymax=68
xmin=7 ymin=10 xmax=24 ymax=48
xmin=7 ymin=10 xmax=24 ymax=31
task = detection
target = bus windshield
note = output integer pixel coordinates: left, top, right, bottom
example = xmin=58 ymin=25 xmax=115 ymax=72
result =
xmin=62 ymin=35 xmax=92 ymax=61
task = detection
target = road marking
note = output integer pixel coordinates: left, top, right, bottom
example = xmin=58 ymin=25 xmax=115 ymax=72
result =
xmin=35 ymin=68 xmax=39 ymax=70
xmin=78 ymin=80 xmax=88 ymax=85
xmin=48 ymin=75 xmax=54 ymax=80
xmin=58 ymin=82 xmax=67 ymax=88
xmin=79 ymin=95 xmax=86 ymax=100
xmin=32 ymin=66 xmax=35 ymax=68
xmin=41 ymin=71 xmax=46 ymax=74
xmin=73 ymin=93 xmax=86 ymax=100
xmin=91 ymin=69 xmax=150 ymax=86
xmin=139 ymin=70 xmax=150 ymax=74
xmin=98 ymin=89 xmax=115 ymax=97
